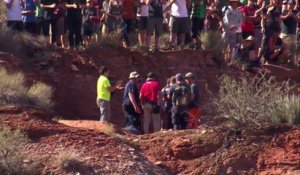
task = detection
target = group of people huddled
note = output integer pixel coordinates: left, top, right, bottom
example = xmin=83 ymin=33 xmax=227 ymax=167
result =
xmin=4 ymin=0 xmax=300 ymax=62
xmin=97 ymin=66 xmax=201 ymax=134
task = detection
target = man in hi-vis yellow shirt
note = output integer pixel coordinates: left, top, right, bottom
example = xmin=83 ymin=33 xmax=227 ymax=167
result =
xmin=97 ymin=66 xmax=123 ymax=121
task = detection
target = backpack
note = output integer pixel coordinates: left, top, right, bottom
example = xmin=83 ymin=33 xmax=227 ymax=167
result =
xmin=149 ymin=0 xmax=163 ymax=18
xmin=172 ymin=84 xmax=190 ymax=107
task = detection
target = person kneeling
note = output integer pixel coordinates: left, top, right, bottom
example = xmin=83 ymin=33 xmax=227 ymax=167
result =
xmin=232 ymin=36 xmax=265 ymax=72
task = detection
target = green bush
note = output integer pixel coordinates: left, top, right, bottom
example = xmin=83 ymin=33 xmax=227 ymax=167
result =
xmin=214 ymin=75 xmax=300 ymax=128
xmin=0 ymin=67 xmax=54 ymax=110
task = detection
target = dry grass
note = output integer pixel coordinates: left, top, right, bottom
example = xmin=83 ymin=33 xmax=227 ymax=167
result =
xmin=0 ymin=1 xmax=5 ymax=23
xmin=100 ymin=122 xmax=116 ymax=137
xmin=28 ymin=82 xmax=54 ymax=109
xmin=0 ymin=127 xmax=40 ymax=175
xmin=214 ymin=75 xmax=300 ymax=129
xmin=200 ymin=31 xmax=227 ymax=60
xmin=87 ymin=31 xmax=122 ymax=49
xmin=0 ymin=67 xmax=54 ymax=110
xmin=0 ymin=23 xmax=47 ymax=58
xmin=57 ymin=149 xmax=81 ymax=172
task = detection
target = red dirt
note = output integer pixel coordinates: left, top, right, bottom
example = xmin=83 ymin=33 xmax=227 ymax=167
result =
xmin=0 ymin=45 xmax=299 ymax=174
xmin=0 ymin=106 xmax=167 ymax=174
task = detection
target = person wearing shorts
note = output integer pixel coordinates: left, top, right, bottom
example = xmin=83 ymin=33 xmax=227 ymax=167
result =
xmin=136 ymin=0 xmax=149 ymax=47
xmin=190 ymin=0 xmax=206 ymax=49
xmin=54 ymin=0 xmax=66 ymax=48
xmin=168 ymin=0 xmax=190 ymax=48
xmin=83 ymin=0 xmax=98 ymax=46
xmin=66 ymin=0 xmax=86 ymax=49
xmin=41 ymin=0 xmax=58 ymax=44
xmin=146 ymin=0 xmax=163 ymax=52
xmin=4 ymin=0 xmax=23 ymax=32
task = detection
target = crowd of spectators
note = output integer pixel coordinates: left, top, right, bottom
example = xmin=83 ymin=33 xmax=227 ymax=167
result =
xmin=3 ymin=0 xmax=299 ymax=63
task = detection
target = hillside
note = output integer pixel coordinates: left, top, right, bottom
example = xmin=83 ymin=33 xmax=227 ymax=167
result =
xmin=0 ymin=45 xmax=299 ymax=174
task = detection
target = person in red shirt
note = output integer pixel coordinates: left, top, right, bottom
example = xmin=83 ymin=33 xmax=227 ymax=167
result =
xmin=140 ymin=72 xmax=161 ymax=134
xmin=241 ymin=0 xmax=256 ymax=39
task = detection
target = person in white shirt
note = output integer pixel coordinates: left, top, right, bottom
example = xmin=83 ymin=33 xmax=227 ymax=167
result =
xmin=222 ymin=0 xmax=243 ymax=49
xmin=167 ymin=0 xmax=191 ymax=49
xmin=4 ymin=0 xmax=23 ymax=31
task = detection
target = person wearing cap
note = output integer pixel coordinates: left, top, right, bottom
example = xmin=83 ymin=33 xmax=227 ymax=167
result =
xmin=222 ymin=0 xmax=243 ymax=50
xmin=97 ymin=66 xmax=123 ymax=122
xmin=232 ymin=36 xmax=264 ymax=71
xmin=123 ymin=71 xmax=142 ymax=134
xmin=169 ymin=73 xmax=191 ymax=130
xmin=161 ymin=76 xmax=176 ymax=130
xmin=140 ymin=72 xmax=161 ymax=134
xmin=184 ymin=72 xmax=201 ymax=129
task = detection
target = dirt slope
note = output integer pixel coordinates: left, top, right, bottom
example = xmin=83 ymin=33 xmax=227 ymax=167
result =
xmin=0 ymin=106 xmax=167 ymax=174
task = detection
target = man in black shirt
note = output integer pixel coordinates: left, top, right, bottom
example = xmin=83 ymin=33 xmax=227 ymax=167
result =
xmin=41 ymin=0 xmax=58 ymax=44
xmin=170 ymin=73 xmax=191 ymax=130
xmin=66 ymin=0 xmax=86 ymax=49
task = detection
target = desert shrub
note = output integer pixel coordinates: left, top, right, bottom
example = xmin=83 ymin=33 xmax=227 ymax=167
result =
xmin=57 ymin=150 xmax=81 ymax=172
xmin=271 ymin=94 xmax=300 ymax=125
xmin=200 ymin=31 xmax=226 ymax=58
xmin=214 ymin=75 xmax=300 ymax=128
xmin=28 ymin=82 xmax=54 ymax=109
xmin=159 ymin=33 xmax=170 ymax=50
xmin=0 ymin=67 xmax=28 ymax=105
xmin=0 ymin=67 xmax=54 ymax=110
xmin=0 ymin=23 xmax=47 ymax=57
xmin=96 ymin=31 xmax=122 ymax=48
xmin=0 ymin=127 xmax=39 ymax=175
xmin=0 ymin=1 xmax=5 ymax=23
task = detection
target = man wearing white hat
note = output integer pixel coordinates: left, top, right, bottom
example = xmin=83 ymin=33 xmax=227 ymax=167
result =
xmin=123 ymin=71 xmax=142 ymax=134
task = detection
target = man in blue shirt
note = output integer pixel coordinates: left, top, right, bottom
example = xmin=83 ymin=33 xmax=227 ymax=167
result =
xmin=21 ymin=0 xmax=37 ymax=34
xmin=123 ymin=71 xmax=142 ymax=134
